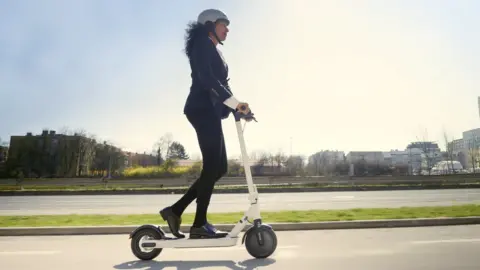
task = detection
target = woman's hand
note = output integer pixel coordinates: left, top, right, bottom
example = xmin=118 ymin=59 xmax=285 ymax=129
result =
xmin=236 ymin=102 xmax=250 ymax=115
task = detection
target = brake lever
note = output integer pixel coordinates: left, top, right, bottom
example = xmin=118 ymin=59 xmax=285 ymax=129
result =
xmin=245 ymin=114 xmax=257 ymax=122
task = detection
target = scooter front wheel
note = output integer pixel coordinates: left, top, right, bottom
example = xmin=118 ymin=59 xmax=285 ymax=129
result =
xmin=130 ymin=227 xmax=163 ymax=260
xmin=244 ymin=226 xmax=278 ymax=259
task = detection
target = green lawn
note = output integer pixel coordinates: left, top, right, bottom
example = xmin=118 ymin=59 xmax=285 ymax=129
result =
xmin=1 ymin=204 xmax=478 ymax=227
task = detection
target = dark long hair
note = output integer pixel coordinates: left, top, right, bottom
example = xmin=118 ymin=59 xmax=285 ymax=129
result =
xmin=184 ymin=21 xmax=209 ymax=58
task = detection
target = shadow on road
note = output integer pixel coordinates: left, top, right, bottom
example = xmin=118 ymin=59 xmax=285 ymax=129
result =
xmin=114 ymin=258 xmax=276 ymax=270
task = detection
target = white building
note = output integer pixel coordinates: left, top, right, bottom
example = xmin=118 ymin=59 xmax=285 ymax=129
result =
xmin=450 ymin=138 xmax=465 ymax=152
xmin=320 ymin=150 xmax=345 ymax=164
xmin=463 ymin=128 xmax=480 ymax=149
xmin=404 ymin=142 xmax=442 ymax=173
xmin=462 ymin=128 xmax=480 ymax=170
xmin=307 ymin=150 xmax=345 ymax=166
xmin=383 ymin=148 xmax=423 ymax=174
xmin=346 ymin=151 xmax=385 ymax=165
xmin=447 ymin=138 xmax=467 ymax=168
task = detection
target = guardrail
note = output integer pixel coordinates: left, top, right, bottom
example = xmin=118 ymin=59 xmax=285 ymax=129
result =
xmin=0 ymin=175 xmax=478 ymax=188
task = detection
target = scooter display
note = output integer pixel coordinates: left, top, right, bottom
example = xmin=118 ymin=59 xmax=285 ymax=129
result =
xmin=129 ymin=108 xmax=277 ymax=260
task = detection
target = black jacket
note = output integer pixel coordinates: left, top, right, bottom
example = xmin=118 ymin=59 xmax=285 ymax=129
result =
xmin=183 ymin=34 xmax=235 ymax=119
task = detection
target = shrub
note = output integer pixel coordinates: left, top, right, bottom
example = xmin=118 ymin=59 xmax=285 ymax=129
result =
xmin=122 ymin=163 xmax=191 ymax=178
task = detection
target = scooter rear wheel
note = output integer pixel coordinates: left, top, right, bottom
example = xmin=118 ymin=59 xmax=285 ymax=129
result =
xmin=130 ymin=227 xmax=163 ymax=261
xmin=244 ymin=226 xmax=278 ymax=259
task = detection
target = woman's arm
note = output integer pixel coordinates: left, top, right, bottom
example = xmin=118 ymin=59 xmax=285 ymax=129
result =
xmin=191 ymin=38 xmax=239 ymax=110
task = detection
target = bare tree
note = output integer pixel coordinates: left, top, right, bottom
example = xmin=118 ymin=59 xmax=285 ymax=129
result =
xmin=331 ymin=151 xmax=339 ymax=167
xmin=273 ymin=151 xmax=288 ymax=167
xmin=421 ymin=144 xmax=435 ymax=175
xmin=59 ymin=126 xmax=74 ymax=135
xmin=0 ymin=137 xmax=8 ymax=147
xmin=255 ymin=151 xmax=270 ymax=166
xmin=327 ymin=150 xmax=342 ymax=175
xmin=413 ymin=129 xmax=437 ymax=175
xmin=0 ymin=137 xmax=8 ymax=164
xmin=153 ymin=132 xmax=173 ymax=164
xmin=306 ymin=152 xmax=323 ymax=176
xmin=312 ymin=153 xmax=321 ymax=175
xmin=467 ymin=135 xmax=479 ymax=174
xmin=284 ymin=155 xmax=305 ymax=175
xmin=443 ymin=130 xmax=456 ymax=174
xmin=72 ymin=129 xmax=96 ymax=176
xmin=254 ymin=152 xmax=275 ymax=167
xmin=306 ymin=150 xmax=338 ymax=176
xmin=249 ymin=151 xmax=258 ymax=162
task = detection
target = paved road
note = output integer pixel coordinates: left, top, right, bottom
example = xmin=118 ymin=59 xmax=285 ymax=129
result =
xmin=1 ymin=189 xmax=479 ymax=215
xmin=0 ymin=225 xmax=479 ymax=269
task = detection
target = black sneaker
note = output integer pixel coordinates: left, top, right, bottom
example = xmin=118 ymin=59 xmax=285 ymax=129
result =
xmin=159 ymin=207 xmax=185 ymax=239
xmin=189 ymin=223 xmax=228 ymax=239
xmin=206 ymin=222 xmax=226 ymax=234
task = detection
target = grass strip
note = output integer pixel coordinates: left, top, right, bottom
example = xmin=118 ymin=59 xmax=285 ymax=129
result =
xmin=1 ymin=205 xmax=479 ymax=227
xmin=1 ymin=182 xmax=478 ymax=192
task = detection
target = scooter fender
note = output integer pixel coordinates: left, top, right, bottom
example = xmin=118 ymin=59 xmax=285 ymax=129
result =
xmin=241 ymin=223 xmax=273 ymax=244
xmin=129 ymin=224 xmax=165 ymax=239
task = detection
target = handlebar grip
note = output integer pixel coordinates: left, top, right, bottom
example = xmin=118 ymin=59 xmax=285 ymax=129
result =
xmin=233 ymin=109 xmax=257 ymax=122
xmin=240 ymin=105 xmax=247 ymax=111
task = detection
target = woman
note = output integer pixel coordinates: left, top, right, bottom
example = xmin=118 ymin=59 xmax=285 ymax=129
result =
xmin=159 ymin=9 xmax=251 ymax=239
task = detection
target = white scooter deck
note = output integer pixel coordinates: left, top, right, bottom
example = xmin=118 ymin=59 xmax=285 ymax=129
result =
xmin=142 ymin=196 xmax=260 ymax=249
xmin=138 ymin=111 xmax=261 ymax=250
xmin=141 ymin=235 xmax=239 ymax=249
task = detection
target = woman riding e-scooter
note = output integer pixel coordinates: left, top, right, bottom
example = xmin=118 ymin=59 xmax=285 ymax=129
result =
xmin=159 ymin=9 xmax=251 ymax=239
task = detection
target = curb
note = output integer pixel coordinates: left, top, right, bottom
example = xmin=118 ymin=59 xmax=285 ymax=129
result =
xmin=1 ymin=184 xmax=480 ymax=196
xmin=1 ymin=217 xmax=479 ymax=236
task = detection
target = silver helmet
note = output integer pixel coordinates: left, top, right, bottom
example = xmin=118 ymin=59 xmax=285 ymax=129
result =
xmin=197 ymin=9 xmax=230 ymax=26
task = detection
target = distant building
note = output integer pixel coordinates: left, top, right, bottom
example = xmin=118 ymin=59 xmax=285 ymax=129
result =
xmin=7 ymin=129 xmax=96 ymax=177
xmin=404 ymin=141 xmax=442 ymax=173
xmin=448 ymin=138 xmax=467 ymax=168
xmin=346 ymin=151 xmax=385 ymax=165
xmin=0 ymin=144 xmax=7 ymax=177
xmin=450 ymin=138 xmax=465 ymax=152
xmin=406 ymin=141 xmax=440 ymax=152
xmin=175 ymin=159 xmax=202 ymax=167
xmin=308 ymin=151 xmax=345 ymax=166
xmin=384 ymin=148 xmax=423 ymax=174
xmin=463 ymin=128 xmax=480 ymax=149
xmin=124 ymin=152 xmax=158 ymax=167
xmin=0 ymin=145 xmax=7 ymax=163
xmin=462 ymin=128 xmax=480 ymax=170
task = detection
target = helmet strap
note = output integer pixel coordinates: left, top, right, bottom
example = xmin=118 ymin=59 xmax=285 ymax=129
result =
xmin=205 ymin=21 xmax=223 ymax=45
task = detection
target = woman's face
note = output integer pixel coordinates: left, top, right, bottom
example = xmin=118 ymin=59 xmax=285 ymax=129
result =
xmin=215 ymin=21 xmax=229 ymax=41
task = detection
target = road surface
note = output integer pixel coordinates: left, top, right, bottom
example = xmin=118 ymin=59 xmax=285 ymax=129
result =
xmin=0 ymin=225 xmax=479 ymax=269
xmin=1 ymin=189 xmax=479 ymax=215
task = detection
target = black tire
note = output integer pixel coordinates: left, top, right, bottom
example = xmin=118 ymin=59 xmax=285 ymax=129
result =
xmin=130 ymin=228 xmax=163 ymax=261
xmin=245 ymin=227 xmax=278 ymax=259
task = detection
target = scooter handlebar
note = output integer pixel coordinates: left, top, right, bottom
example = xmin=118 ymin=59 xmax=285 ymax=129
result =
xmin=234 ymin=110 xmax=257 ymax=122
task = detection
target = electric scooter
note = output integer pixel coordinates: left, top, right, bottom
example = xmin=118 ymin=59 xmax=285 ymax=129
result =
xmin=129 ymin=107 xmax=277 ymax=261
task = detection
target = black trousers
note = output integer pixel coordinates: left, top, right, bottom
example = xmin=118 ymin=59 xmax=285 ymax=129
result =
xmin=171 ymin=108 xmax=228 ymax=227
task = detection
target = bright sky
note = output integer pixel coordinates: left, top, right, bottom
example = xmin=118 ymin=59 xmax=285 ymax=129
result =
xmin=1 ymin=0 xmax=479 ymax=159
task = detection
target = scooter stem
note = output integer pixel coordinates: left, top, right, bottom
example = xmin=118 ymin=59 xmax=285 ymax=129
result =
xmin=232 ymin=111 xmax=262 ymax=224
xmin=234 ymin=119 xmax=256 ymax=197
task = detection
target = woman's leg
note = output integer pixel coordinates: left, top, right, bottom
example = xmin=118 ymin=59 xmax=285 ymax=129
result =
xmin=173 ymin=129 xmax=228 ymax=233
xmin=169 ymin=111 xmax=220 ymax=216
xmin=189 ymin=115 xmax=224 ymax=229
xmin=161 ymin=110 xmax=227 ymax=238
